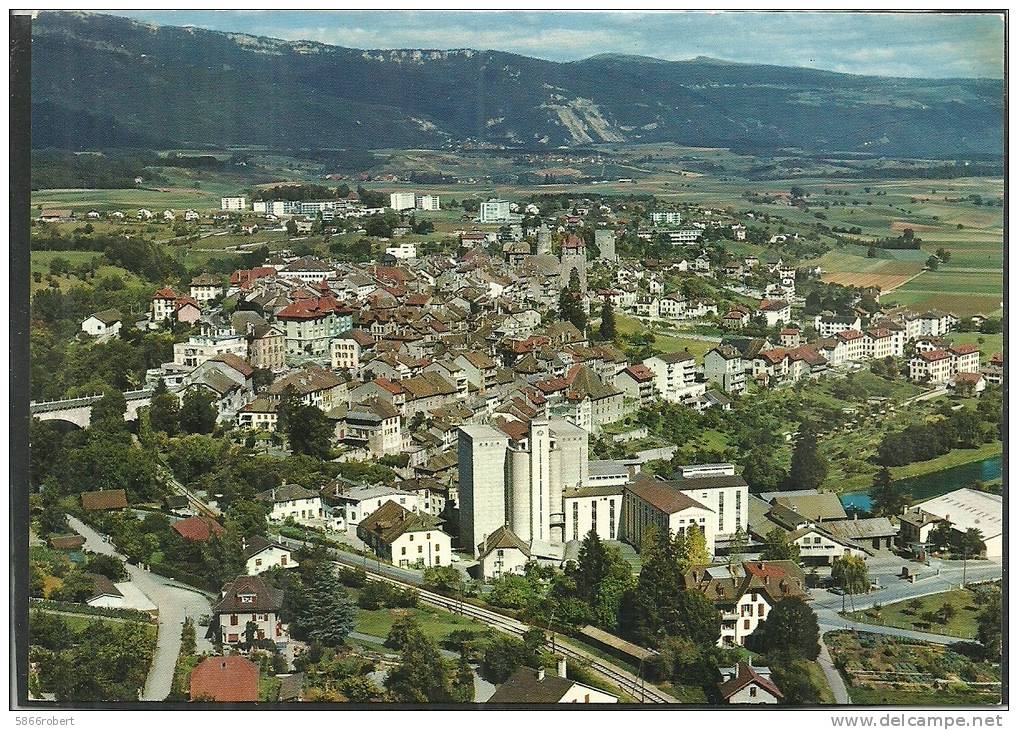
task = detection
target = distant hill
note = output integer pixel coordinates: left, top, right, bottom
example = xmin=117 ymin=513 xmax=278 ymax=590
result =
xmin=31 ymin=11 xmax=1003 ymax=156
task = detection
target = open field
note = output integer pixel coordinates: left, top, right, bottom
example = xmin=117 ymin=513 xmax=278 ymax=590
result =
xmin=32 ymin=187 xmax=220 ymax=212
xmin=844 ymin=587 xmax=989 ymax=640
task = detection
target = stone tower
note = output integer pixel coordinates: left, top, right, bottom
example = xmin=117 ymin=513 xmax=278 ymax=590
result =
xmin=595 ymin=228 xmax=617 ymax=262
xmin=559 ymin=234 xmax=588 ymax=293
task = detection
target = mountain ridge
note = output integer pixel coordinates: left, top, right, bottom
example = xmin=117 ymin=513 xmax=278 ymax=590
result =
xmin=31 ymin=11 xmax=1003 ymax=155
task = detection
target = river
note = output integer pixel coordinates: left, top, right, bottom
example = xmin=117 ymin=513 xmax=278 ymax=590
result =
xmin=841 ymin=455 xmax=1002 ymax=512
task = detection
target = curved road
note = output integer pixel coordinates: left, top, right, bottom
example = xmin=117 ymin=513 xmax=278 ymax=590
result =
xmin=67 ymin=516 xmax=214 ymax=701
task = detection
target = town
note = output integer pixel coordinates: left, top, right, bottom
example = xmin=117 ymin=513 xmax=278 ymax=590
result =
xmin=27 ymin=180 xmax=1003 ymax=705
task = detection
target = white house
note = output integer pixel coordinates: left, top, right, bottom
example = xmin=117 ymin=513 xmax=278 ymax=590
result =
xmin=357 ymin=500 xmax=452 ymax=568
xmin=563 ymin=485 xmax=623 ymax=543
xmin=213 ymin=575 xmax=288 ymax=647
xmin=255 ymin=484 xmax=325 ymax=526
xmin=718 ymin=662 xmax=783 ymax=704
xmin=243 ymin=536 xmax=298 ymax=575
xmin=477 ymin=525 xmax=532 ymax=581
xmin=642 ymin=351 xmax=704 ymax=404
xmin=80 ymin=309 xmax=122 ymax=339
xmin=489 ymin=664 xmax=618 ymax=704
xmin=221 ymin=196 xmax=247 ymax=211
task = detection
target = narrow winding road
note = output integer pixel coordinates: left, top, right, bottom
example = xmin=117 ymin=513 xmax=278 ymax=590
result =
xmin=67 ymin=516 xmax=214 ymax=701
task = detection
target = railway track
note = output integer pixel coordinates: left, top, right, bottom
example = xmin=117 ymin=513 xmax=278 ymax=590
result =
xmin=278 ymin=536 xmax=674 ymax=703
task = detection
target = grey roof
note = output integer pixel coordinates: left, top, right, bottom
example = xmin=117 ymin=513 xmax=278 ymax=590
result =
xmin=823 ymin=517 xmax=899 ymax=541
xmin=772 ymin=493 xmax=847 ymax=522
xmin=488 ymin=668 xmax=585 ymax=703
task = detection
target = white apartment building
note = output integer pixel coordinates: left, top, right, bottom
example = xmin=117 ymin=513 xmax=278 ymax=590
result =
xmin=221 ymin=196 xmax=247 ymax=211
xmin=908 ymin=349 xmax=956 ymax=384
xmin=480 ymin=199 xmax=512 ymax=223
xmin=389 ymin=192 xmax=417 ymax=211
xmin=704 ymin=345 xmax=747 ymax=394
xmin=642 ymin=351 xmax=704 ymax=403
xmin=650 ymin=211 xmax=682 ymax=225
xmin=385 ymin=242 xmax=418 ymax=259
xmin=173 ymin=333 xmax=248 ymax=368
xmin=330 ymin=336 xmax=361 ymax=372
xmin=416 ymin=194 xmax=441 ymax=211
xmin=816 ymin=314 xmax=862 ymax=338
xmin=255 ymin=484 xmax=325 ymax=526
xmin=622 ymin=476 xmax=717 ymax=555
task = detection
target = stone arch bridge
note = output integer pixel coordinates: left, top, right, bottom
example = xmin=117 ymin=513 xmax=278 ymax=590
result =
xmin=30 ymin=389 xmax=154 ymax=429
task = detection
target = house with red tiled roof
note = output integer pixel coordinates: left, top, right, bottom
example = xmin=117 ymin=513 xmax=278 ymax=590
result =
xmin=276 ymin=297 xmax=353 ymax=364
xmin=615 ymin=364 xmax=656 ymax=404
xmin=172 ymin=516 xmax=226 ymax=543
xmin=190 ymin=656 xmax=259 ymax=702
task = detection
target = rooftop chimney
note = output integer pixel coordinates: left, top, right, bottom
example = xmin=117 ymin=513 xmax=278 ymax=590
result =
xmin=537 ymin=667 xmax=546 ymax=682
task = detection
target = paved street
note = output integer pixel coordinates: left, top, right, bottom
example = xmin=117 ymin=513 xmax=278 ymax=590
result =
xmin=817 ymin=638 xmax=851 ymax=704
xmin=67 ymin=515 xmax=215 ymax=701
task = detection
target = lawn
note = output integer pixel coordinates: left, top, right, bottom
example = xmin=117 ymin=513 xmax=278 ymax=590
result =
xmin=353 ymin=598 xmax=492 ymax=645
xmin=616 ymin=314 xmax=718 ymax=360
xmin=33 ymin=608 xmax=157 ymax=640
xmin=944 ymin=331 xmax=1003 ymax=362
xmin=843 ymin=587 xmax=988 ymax=640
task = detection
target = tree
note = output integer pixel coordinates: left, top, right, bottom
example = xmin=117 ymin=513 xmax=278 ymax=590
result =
xmin=935 ymin=247 xmax=951 ymax=263
xmin=751 ymin=597 xmax=820 ymax=661
xmin=741 ymin=448 xmax=787 ymax=492
xmin=90 ymin=389 xmax=127 ymax=428
xmin=337 ymin=675 xmax=382 ymax=703
xmin=575 ymin=529 xmax=610 ymax=603
xmin=760 ymin=528 xmax=800 ymax=562
xmin=557 ymin=269 xmax=587 ymax=333
xmin=278 ymin=388 xmax=333 ymax=459
xmin=148 ymin=379 xmax=179 ymax=435
xmin=956 ymin=528 xmax=985 ymax=558
xmin=869 ymin=466 xmax=911 ymax=517
xmin=787 ymin=420 xmax=828 ymax=490
xmin=301 ymin=563 xmax=354 ymax=647
xmin=84 ymin=554 xmax=128 ymax=582
xmin=285 ymin=218 xmax=297 ymax=236
xmin=685 ymin=526 xmax=711 ymax=566
xmin=926 ymin=255 xmax=939 ymax=271
xmin=179 ymin=389 xmax=217 ymax=434
xmin=422 ymin=565 xmax=464 ymax=593
xmin=598 ymin=299 xmax=616 ymax=341
xmin=480 ymin=634 xmax=536 ymax=683
xmin=976 ymin=588 xmax=1001 ymax=656
xmin=804 ymin=291 xmax=822 ymax=315
xmin=384 ymin=620 xmax=455 ymax=702
xmin=831 ymin=554 xmax=869 ymax=595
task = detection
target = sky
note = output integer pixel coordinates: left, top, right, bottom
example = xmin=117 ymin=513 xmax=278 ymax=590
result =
xmin=107 ymin=10 xmax=1003 ymax=79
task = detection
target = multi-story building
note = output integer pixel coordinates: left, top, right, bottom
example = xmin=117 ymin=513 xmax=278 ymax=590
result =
xmin=389 ymin=192 xmax=417 ymax=211
xmin=480 ymin=199 xmax=512 ymax=223
xmin=615 ymin=364 xmax=657 ymax=404
xmin=683 ymin=561 xmax=807 ymax=647
xmin=245 ymin=323 xmax=285 ymax=372
xmin=458 ymin=419 xmax=588 ymax=555
xmin=621 ymin=475 xmax=717 ymax=554
xmin=220 ymin=196 xmax=247 ymax=211
xmin=189 ymin=274 xmax=225 ymax=304
xmin=212 ymin=575 xmax=287 ymax=647
xmin=275 ymin=297 xmax=353 ymax=363
xmin=650 ymin=211 xmax=682 ymax=225
xmin=816 ymin=314 xmax=861 ymax=338
xmin=330 ymin=334 xmax=362 ymax=372
xmin=908 ymin=349 xmax=955 ymax=383
xmin=416 ymin=194 xmax=441 ymax=211
xmin=949 ymin=343 xmax=981 ymax=373
xmin=704 ymin=345 xmax=748 ymax=394
xmin=255 ymin=484 xmax=325 ymax=526
xmin=642 ymin=351 xmax=704 ymax=403
xmin=563 ymin=485 xmax=623 ymax=542
xmin=357 ymin=500 xmax=451 ymax=568
xmin=266 ymin=364 xmax=347 ymax=411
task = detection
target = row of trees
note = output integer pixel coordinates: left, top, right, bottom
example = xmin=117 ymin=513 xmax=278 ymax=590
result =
xmin=876 ymin=403 xmax=999 ymax=467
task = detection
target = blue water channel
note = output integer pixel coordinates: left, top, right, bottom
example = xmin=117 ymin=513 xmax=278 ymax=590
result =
xmin=841 ymin=455 xmax=1002 ymax=513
